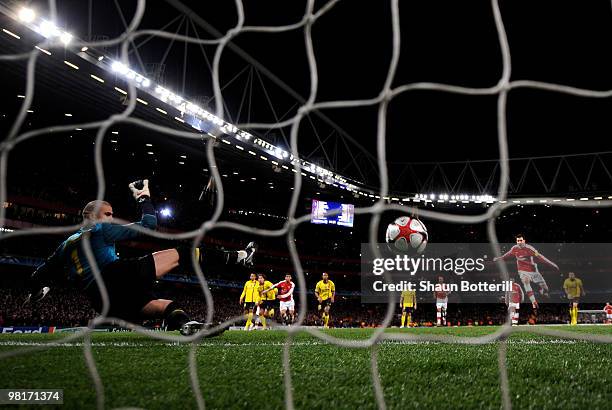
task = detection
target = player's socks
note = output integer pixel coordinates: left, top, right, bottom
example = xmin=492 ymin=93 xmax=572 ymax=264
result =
xmin=401 ymin=313 xmax=406 ymax=327
xmin=323 ymin=313 xmax=329 ymax=328
xmin=523 ymin=283 xmax=536 ymax=304
xmin=261 ymin=316 xmax=267 ymax=329
xmin=163 ymin=302 xmax=190 ymax=331
xmin=245 ymin=312 xmax=253 ymax=330
xmin=407 ymin=313 xmax=412 ymax=326
xmin=436 ymin=311 xmax=441 ymax=326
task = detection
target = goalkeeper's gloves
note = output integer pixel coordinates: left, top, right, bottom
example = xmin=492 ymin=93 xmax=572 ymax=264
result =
xmin=129 ymin=179 xmax=150 ymax=202
xmin=23 ymin=286 xmax=50 ymax=306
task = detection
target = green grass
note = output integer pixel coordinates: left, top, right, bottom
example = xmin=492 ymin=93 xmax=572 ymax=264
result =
xmin=0 ymin=326 xmax=610 ymax=409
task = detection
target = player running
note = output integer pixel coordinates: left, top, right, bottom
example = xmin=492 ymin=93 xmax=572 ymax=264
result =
xmin=434 ymin=276 xmax=450 ymax=326
xmin=264 ymin=274 xmax=295 ymax=325
xmin=399 ymin=288 xmax=416 ymax=328
xmin=603 ymin=302 xmax=612 ymax=324
xmin=240 ymin=273 xmax=259 ymax=330
xmin=24 ymin=180 xmax=256 ymax=336
xmin=563 ymin=272 xmax=585 ymax=325
xmin=315 ymin=272 xmax=335 ymax=328
xmin=255 ymin=273 xmax=277 ymax=329
xmin=493 ymin=234 xmax=559 ymax=311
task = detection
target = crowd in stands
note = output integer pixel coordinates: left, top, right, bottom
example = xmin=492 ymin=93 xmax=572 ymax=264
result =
xmin=0 ymin=284 xmax=599 ymax=329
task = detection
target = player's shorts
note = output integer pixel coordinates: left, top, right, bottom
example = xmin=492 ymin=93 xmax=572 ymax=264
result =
xmin=568 ymin=297 xmax=580 ymax=305
xmin=606 ymin=313 xmax=612 ymax=320
xmin=243 ymin=302 xmax=256 ymax=311
xmin=280 ymin=300 xmax=295 ymax=311
xmin=260 ymin=300 xmax=275 ymax=310
xmin=85 ymin=254 xmax=156 ymax=319
xmin=402 ymin=305 xmax=414 ymax=313
xmin=518 ymin=270 xmax=545 ymax=284
xmin=509 ymin=302 xmax=520 ymax=310
xmin=318 ymin=298 xmax=332 ymax=310
xmin=436 ymin=301 xmax=448 ymax=310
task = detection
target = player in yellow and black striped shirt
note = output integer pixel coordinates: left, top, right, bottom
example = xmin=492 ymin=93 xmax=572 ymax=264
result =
xmin=563 ymin=272 xmax=585 ymax=325
xmin=400 ymin=289 xmax=417 ymax=328
xmin=240 ymin=273 xmax=259 ymax=330
xmin=255 ymin=273 xmax=277 ymax=329
xmin=315 ymin=272 xmax=335 ymax=328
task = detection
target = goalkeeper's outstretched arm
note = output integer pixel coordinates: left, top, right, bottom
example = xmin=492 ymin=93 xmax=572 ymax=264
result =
xmin=102 ymin=179 xmax=157 ymax=243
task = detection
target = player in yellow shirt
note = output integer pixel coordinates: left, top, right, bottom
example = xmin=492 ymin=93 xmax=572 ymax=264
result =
xmin=399 ymin=289 xmax=417 ymax=328
xmin=255 ymin=273 xmax=277 ymax=329
xmin=315 ymin=272 xmax=335 ymax=328
xmin=563 ymin=272 xmax=585 ymax=325
xmin=239 ymin=273 xmax=259 ymax=330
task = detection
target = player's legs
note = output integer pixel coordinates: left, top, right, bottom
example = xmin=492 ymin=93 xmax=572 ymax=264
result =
xmin=401 ymin=306 xmax=407 ymax=328
xmin=152 ymin=249 xmax=179 ymax=278
xmin=244 ymin=303 xmax=255 ymax=330
xmin=441 ymin=303 xmax=447 ymax=325
xmin=569 ymin=299 xmax=579 ymax=325
xmin=259 ymin=305 xmax=268 ymax=329
xmin=324 ymin=304 xmax=331 ymax=328
xmin=509 ymin=302 xmax=520 ymax=325
xmin=288 ymin=307 xmax=295 ymax=325
xmin=176 ymin=242 xmax=257 ymax=274
xmin=519 ymin=272 xmax=538 ymax=309
xmin=436 ymin=302 xmax=443 ymax=326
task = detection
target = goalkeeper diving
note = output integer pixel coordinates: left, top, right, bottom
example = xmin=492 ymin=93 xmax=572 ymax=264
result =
xmin=24 ymin=179 xmax=257 ymax=336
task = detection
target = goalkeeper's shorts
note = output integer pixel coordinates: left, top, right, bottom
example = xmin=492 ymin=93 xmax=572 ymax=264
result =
xmin=402 ymin=305 xmax=414 ymax=313
xmin=85 ymin=254 xmax=157 ymax=319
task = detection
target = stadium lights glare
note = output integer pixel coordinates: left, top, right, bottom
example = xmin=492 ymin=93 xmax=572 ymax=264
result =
xmin=18 ymin=8 xmax=35 ymax=23
xmin=159 ymin=207 xmax=172 ymax=218
xmin=59 ymin=31 xmax=72 ymax=45
xmin=80 ymin=46 xmax=88 ymax=52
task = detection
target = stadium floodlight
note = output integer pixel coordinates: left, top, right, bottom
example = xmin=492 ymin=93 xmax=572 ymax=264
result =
xmin=141 ymin=78 xmax=150 ymax=87
xmin=159 ymin=207 xmax=172 ymax=218
xmin=39 ymin=20 xmax=60 ymax=38
xmin=59 ymin=31 xmax=72 ymax=45
xmin=18 ymin=7 xmax=36 ymax=23
xmin=80 ymin=46 xmax=88 ymax=52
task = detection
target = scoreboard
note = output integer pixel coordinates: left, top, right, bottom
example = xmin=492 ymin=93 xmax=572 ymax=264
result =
xmin=311 ymin=199 xmax=354 ymax=227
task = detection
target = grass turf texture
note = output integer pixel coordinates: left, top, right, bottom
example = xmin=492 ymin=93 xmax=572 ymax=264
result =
xmin=0 ymin=326 xmax=610 ymax=409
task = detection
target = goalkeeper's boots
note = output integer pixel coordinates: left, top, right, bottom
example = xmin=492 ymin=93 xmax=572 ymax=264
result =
xmin=239 ymin=241 xmax=257 ymax=266
xmin=180 ymin=321 xmax=227 ymax=338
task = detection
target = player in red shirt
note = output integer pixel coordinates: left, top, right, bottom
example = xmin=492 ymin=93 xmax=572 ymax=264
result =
xmin=494 ymin=234 xmax=559 ymax=311
xmin=603 ymin=302 xmax=612 ymax=324
xmin=434 ymin=276 xmax=451 ymax=326
xmin=265 ymin=274 xmax=296 ymax=325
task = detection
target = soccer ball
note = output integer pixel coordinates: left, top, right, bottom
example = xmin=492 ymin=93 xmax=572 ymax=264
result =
xmin=385 ymin=216 xmax=428 ymax=254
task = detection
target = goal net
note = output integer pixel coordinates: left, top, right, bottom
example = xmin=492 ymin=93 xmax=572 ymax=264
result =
xmin=0 ymin=1 xmax=611 ymax=409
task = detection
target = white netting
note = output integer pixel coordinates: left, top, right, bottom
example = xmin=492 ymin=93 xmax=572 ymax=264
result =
xmin=1 ymin=1 xmax=612 ymax=409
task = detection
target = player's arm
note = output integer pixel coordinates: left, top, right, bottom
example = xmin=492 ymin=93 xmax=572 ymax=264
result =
xmin=530 ymin=247 xmax=559 ymax=270
xmin=330 ymin=282 xmax=336 ymax=303
xmin=102 ymin=180 xmax=157 ymax=243
xmin=315 ymin=282 xmax=322 ymax=302
xmin=493 ymin=247 xmax=515 ymax=262
xmin=25 ymin=243 xmax=64 ymax=304
xmin=399 ymin=293 xmax=404 ymax=308
xmin=412 ymin=292 xmax=417 ymax=309
xmin=262 ymin=281 xmax=282 ymax=294
xmin=579 ymin=279 xmax=586 ymax=296
xmin=563 ymin=279 xmax=571 ymax=298
xmin=239 ymin=283 xmax=247 ymax=305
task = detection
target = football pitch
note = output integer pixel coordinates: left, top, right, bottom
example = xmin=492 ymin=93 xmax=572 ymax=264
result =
xmin=0 ymin=326 xmax=610 ymax=409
